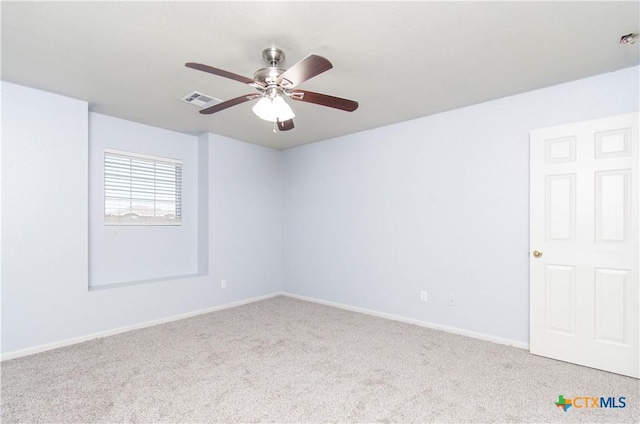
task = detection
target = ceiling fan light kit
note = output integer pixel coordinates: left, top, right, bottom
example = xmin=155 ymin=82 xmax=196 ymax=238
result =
xmin=252 ymin=94 xmax=295 ymax=122
xmin=185 ymin=47 xmax=358 ymax=132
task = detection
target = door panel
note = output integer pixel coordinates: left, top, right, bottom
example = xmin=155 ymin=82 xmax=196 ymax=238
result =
xmin=545 ymin=264 xmax=576 ymax=334
xmin=594 ymin=268 xmax=629 ymax=345
xmin=530 ymin=113 xmax=639 ymax=378
xmin=596 ymin=170 xmax=630 ymax=243
xmin=545 ymin=175 xmax=576 ymax=241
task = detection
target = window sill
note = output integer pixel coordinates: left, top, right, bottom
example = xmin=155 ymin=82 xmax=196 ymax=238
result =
xmin=104 ymin=221 xmax=182 ymax=226
xmin=88 ymin=273 xmax=206 ymax=291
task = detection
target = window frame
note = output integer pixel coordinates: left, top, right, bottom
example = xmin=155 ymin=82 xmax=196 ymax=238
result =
xmin=103 ymin=148 xmax=183 ymax=226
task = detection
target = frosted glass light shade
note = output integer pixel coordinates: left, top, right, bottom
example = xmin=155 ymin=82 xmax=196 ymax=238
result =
xmin=252 ymin=95 xmax=295 ymax=122
xmin=272 ymin=95 xmax=295 ymax=121
xmin=252 ymin=97 xmax=275 ymax=121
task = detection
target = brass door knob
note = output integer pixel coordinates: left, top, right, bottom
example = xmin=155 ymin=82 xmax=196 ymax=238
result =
xmin=533 ymin=250 xmax=543 ymax=258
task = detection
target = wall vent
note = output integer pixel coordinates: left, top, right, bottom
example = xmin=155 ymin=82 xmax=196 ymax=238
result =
xmin=181 ymin=91 xmax=221 ymax=108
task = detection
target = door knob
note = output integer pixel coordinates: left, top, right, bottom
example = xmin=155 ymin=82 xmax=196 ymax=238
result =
xmin=533 ymin=250 xmax=543 ymax=258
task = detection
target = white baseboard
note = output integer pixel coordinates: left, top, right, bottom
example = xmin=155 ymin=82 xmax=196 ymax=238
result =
xmin=1 ymin=292 xmax=280 ymax=361
xmin=2 ymin=291 xmax=528 ymax=361
xmin=282 ymin=292 xmax=529 ymax=350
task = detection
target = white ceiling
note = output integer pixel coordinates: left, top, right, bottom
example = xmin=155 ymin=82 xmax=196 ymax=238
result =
xmin=2 ymin=1 xmax=638 ymax=150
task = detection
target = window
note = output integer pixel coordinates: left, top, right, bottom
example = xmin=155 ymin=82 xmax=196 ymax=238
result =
xmin=104 ymin=149 xmax=182 ymax=225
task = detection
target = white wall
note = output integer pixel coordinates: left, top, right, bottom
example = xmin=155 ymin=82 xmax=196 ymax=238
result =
xmin=282 ymin=66 xmax=640 ymax=345
xmin=89 ymin=113 xmax=200 ymax=287
xmin=1 ymin=82 xmax=283 ymax=354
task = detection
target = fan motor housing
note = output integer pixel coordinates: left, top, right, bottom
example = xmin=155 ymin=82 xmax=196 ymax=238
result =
xmin=253 ymin=67 xmax=285 ymax=86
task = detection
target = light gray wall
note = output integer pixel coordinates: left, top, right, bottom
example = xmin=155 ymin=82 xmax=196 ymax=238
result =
xmin=2 ymin=66 xmax=638 ymax=354
xmin=208 ymin=132 xmax=284 ymax=298
xmin=2 ymin=82 xmax=90 ymax=353
xmin=282 ymin=66 xmax=640 ymax=345
xmin=1 ymin=82 xmax=283 ymax=354
xmin=89 ymin=113 xmax=200 ymax=287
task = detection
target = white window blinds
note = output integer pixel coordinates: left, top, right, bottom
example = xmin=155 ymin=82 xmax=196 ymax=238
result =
xmin=104 ymin=149 xmax=182 ymax=225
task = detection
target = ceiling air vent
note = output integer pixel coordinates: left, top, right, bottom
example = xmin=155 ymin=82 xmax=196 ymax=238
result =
xmin=181 ymin=91 xmax=221 ymax=108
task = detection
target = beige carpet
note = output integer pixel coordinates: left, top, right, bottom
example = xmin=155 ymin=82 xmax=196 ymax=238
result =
xmin=1 ymin=296 xmax=638 ymax=423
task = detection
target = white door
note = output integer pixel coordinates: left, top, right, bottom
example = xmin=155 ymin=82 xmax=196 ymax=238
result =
xmin=530 ymin=113 xmax=639 ymax=378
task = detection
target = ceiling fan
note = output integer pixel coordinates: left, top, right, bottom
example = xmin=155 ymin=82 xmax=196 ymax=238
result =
xmin=185 ymin=47 xmax=358 ymax=132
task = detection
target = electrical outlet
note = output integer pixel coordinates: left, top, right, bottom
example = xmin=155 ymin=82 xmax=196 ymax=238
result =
xmin=221 ymin=279 xmax=227 ymax=289
xmin=420 ymin=291 xmax=428 ymax=302
xmin=448 ymin=294 xmax=455 ymax=306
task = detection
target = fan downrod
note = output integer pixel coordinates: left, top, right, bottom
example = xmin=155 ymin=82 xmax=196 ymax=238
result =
xmin=254 ymin=47 xmax=287 ymax=86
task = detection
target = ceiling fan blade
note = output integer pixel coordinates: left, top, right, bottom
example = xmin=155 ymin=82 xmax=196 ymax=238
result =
xmin=199 ymin=94 xmax=259 ymax=115
xmin=185 ymin=62 xmax=261 ymax=86
xmin=290 ymin=90 xmax=358 ymax=112
xmin=276 ymin=54 xmax=332 ymax=88
xmin=277 ymin=119 xmax=295 ymax=131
